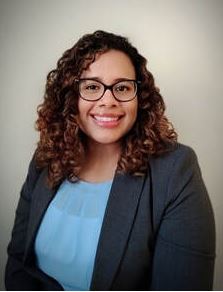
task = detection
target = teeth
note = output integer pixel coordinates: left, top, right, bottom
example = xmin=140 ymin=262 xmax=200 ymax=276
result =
xmin=94 ymin=116 xmax=119 ymax=122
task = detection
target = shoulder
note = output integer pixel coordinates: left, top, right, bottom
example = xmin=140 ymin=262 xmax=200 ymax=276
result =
xmin=150 ymin=143 xmax=198 ymax=168
xmin=148 ymin=142 xmax=212 ymax=214
xmin=148 ymin=143 xmax=205 ymax=211
xmin=26 ymin=153 xmax=44 ymax=183
xmin=21 ymin=153 xmax=45 ymax=201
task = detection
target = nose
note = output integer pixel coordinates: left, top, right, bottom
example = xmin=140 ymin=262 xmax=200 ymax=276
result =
xmin=98 ymin=88 xmax=119 ymax=106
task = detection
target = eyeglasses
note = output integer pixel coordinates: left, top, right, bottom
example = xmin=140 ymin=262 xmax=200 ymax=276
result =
xmin=75 ymin=78 xmax=140 ymax=102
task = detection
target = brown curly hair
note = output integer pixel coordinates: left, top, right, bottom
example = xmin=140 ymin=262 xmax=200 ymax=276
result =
xmin=35 ymin=30 xmax=177 ymax=188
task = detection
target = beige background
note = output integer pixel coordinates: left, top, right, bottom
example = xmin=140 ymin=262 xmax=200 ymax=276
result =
xmin=0 ymin=0 xmax=222 ymax=290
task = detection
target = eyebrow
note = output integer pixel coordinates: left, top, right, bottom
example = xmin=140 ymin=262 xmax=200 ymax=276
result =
xmin=81 ymin=77 xmax=135 ymax=83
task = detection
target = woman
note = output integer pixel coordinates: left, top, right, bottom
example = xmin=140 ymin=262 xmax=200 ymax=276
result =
xmin=5 ymin=30 xmax=215 ymax=290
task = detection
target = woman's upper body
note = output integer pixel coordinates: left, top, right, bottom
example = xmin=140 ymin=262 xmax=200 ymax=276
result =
xmin=5 ymin=30 xmax=216 ymax=290
xmin=5 ymin=143 xmax=216 ymax=290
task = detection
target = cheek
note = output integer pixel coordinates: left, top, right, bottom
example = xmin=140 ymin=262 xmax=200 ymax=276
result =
xmin=77 ymin=100 xmax=88 ymax=128
xmin=127 ymin=99 xmax=138 ymax=123
xmin=77 ymin=99 xmax=91 ymax=117
xmin=77 ymin=99 xmax=83 ymax=114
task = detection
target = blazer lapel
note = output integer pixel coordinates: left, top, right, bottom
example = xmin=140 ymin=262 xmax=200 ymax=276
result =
xmin=24 ymin=169 xmax=56 ymax=265
xmin=90 ymin=172 xmax=146 ymax=290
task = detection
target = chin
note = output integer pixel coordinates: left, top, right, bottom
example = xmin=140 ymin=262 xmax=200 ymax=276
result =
xmin=89 ymin=134 xmax=123 ymax=145
xmin=93 ymin=138 xmax=121 ymax=145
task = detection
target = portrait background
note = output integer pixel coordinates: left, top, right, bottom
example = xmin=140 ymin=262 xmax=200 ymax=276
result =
xmin=0 ymin=0 xmax=222 ymax=289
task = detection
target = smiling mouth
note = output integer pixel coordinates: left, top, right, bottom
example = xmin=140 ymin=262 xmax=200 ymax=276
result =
xmin=91 ymin=114 xmax=123 ymax=127
xmin=93 ymin=115 xmax=120 ymax=122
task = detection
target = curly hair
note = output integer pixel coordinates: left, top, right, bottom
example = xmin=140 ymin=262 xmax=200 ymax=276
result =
xmin=35 ymin=30 xmax=177 ymax=188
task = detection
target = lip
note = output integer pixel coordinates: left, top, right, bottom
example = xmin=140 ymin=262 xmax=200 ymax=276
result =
xmin=90 ymin=113 xmax=124 ymax=128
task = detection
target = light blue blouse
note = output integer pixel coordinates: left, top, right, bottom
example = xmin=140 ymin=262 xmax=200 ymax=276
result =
xmin=34 ymin=179 xmax=112 ymax=291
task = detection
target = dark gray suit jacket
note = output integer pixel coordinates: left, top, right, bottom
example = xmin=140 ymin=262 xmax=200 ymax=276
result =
xmin=5 ymin=144 xmax=215 ymax=290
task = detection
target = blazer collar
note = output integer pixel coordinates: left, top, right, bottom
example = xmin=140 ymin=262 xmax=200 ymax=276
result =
xmin=23 ymin=169 xmax=146 ymax=290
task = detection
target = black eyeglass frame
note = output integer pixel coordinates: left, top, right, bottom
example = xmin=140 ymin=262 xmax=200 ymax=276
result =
xmin=75 ymin=78 xmax=141 ymax=102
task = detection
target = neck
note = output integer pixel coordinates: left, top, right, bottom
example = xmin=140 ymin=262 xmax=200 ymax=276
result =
xmin=86 ymin=141 xmax=121 ymax=162
xmin=78 ymin=141 xmax=122 ymax=183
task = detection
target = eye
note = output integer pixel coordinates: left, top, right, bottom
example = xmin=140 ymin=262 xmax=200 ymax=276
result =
xmin=84 ymin=83 xmax=100 ymax=91
xmin=116 ymin=85 xmax=129 ymax=92
xmin=115 ymin=81 xmax=133 ymax=92
xmin=79 ymin=80 xmax=103 ymax=96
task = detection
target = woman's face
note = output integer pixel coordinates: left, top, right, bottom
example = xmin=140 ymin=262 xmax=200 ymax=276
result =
xmin=77 ymin=49 xmax=138 ymax=146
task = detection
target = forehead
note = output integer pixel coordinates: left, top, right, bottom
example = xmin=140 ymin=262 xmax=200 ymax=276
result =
xmin=81 ymin=50 xmax=136 ymax=80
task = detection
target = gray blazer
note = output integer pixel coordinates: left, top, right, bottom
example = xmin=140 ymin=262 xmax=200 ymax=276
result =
xmin=5 ymin=143 xmax=215 ymax=290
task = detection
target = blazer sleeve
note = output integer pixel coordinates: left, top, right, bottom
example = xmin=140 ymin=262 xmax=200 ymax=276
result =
xmin=5 ymin=155 xmax=43 ymax=290
xmin=150 ymin=146 xmax=216 ymax=290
